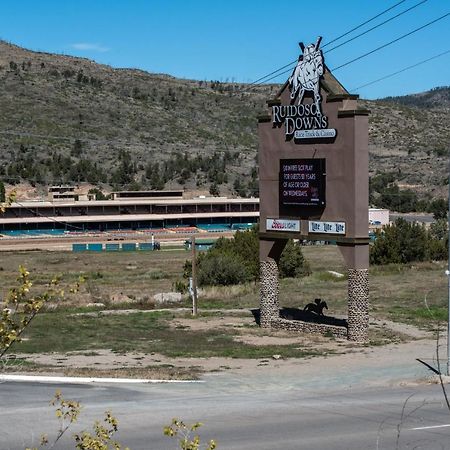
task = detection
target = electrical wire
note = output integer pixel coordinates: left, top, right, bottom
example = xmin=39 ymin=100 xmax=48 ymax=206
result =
xmin=0 ymin=130 xmax=151 ymax=147
xmin=246 ymin=11 xmax=450 ymax=89
xmin=323 ymin=0 xmax=428 ymax=54
xmin=243 ymin=0 xmax=417 ymax=88
xmin=245 ymin=0 xmax=410 ymax=87
xmin=1 ymin=8 xmax=447 ymax=200
xmin=1 ymin=7 xmax=445 ymax=148
xmin=321 ymin=0 xmax=408 ymax=48
xmin=351 ymin=49 xmax=450 ymax=92
xmin=332 ymin=12 xmax=450 ymax=72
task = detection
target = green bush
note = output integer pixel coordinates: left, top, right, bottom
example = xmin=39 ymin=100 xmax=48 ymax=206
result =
xmin=279 ymin=240 xmax=311 ymax=278
xmin=189 ymin=226 xmax=310 ymax=286
xmin=427 ymin=198 xmax=447 ymax=220
xmin=0 ymin=180 xmax=4 ymax=203
xmin=88 ymin=188 xmax=109 ymax=200
xmin=198 ymin=252 xmax=250 ymax=286
xmin=370 ymin=218 xmax=448 ymax=265
xmin=428 ymin=238 xmax=447 ymax=261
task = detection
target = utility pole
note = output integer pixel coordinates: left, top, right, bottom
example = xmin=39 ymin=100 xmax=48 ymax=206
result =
xmin=447 ymin=155 xmax=450 ymax=376
xmin=191 ymin=236 xmax=198 ymax=316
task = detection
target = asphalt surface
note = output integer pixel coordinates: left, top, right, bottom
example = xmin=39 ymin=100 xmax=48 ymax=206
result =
xmin=390 ymin=213 xmax=435 ymax=224
xmin=2 ymin=371 xmax=450 ymax=450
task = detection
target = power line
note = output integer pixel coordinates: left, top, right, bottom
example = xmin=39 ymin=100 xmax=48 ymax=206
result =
xmin=351 ymin=48 xmax=450 ymax=91
xmin=332 ymin=12 xmax=450 ymax=72
xmin=321 ymin=0 xmax=408 ymax=48
xmin=243 ymin=0 xmax=414 ymax=88
xmin=324 ymin=0 xmax=428 ymax=54
xmin=0 ymin=9 xmax=447 ymax=164
xmin=242 ymin=0 xmax=410 ymax=88
xmin=247 ymin=11 xmax=450 ymax=88
xmin=1 ymin=7 xmax=444 ymax=149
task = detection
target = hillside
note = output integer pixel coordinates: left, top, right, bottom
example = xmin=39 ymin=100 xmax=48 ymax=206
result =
xmin=0 ymin=41 xmax=274 ymax=197
xmin=381 ymin=86 xmax=450 ymax=109
xmin=365 ymin=95 xmax=449 ymax=200
xmin=0 ymin=41 xmax=449 ymax=203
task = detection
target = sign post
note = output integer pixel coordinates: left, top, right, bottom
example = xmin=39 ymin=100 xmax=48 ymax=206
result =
xmin=191 ymin=236 xmax=198 ymax=316
xmin=447 ymin=159 xmax=450 ymax=375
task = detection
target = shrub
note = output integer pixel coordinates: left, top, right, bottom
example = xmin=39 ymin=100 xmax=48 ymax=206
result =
xmin=378 ymin=184 xmax=418 ymax=212
xmin=429 ymin=219 xmax=448 ymax=240
xmin=428 ymin=198 xmax=447 ymax=220
xmin=279 ymin=240 xmax=311 ymax=278
xmin=88 ymin=188 xmax=109 ymax=200
xmin=198 ymin=252 xmax=250 ymax=286
xmin=370 ymin=219 xmax=428 ymax=264
xmin=428 ymin=238 xmax=447 ymax=261
xmin=190 ymin=226 xmax=310 ymax=286
xmin=173 ymin=279 xmax=188 ymax=294
xmin=370 ymin=218 xmax=448 ymax=265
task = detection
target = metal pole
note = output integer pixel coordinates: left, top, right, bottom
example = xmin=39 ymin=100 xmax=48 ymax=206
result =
xmin=191 ymin=236 xmax=198 ymax=316
xmin=447 ymin=156 xmax=450 ymax=376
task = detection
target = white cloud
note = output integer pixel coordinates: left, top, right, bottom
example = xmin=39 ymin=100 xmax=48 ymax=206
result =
xmin=70 ymin=43 xmax=110 ymax=52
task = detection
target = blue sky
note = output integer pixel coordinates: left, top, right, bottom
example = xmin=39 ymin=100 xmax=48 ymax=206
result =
xmin=0 ymin=0 xmax=448 ymax=99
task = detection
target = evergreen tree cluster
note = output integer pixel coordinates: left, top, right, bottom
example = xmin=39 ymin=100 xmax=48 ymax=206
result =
xmin=370 ymin=171 xmax=448 ymax=217
xmin=1 ymin=142 xmax=255 ymax=192
xmin=143 ymin=151 xmax=237 ymax=191
xmin=370 ymin=218 xmax=448 ymax=265
xmin=2 ymin=145 xmax=108 ymax=186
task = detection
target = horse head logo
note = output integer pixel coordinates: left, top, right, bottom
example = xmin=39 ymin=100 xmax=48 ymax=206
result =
xmin=288 ymin=37 xmax=324 ymax=115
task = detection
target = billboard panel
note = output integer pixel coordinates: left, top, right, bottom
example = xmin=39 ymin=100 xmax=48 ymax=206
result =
xmin=279 ymin=158 xmax=326 ymax=208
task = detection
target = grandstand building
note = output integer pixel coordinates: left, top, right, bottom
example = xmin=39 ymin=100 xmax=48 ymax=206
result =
xmin=0 ymin=195 xmax=259 ymax=233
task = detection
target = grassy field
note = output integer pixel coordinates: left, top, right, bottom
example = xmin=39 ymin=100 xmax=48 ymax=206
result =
xmin=0 ymin=249 xmax=191 ymax=308
xmin=13 ymin=310 xmax=323 ymax=359
xmin=0 ymin=245 xmax=447 ymax=361
xmin=1 ymin=245 xmax=447 ymax=320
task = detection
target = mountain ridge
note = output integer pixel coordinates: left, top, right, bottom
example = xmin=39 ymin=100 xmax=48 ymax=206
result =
xmin=0 ymin=40 xmax=448 ymax=205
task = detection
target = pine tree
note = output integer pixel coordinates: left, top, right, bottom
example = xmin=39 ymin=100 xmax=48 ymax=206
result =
xmin=0 ymin=180 xmax=5 ymax=202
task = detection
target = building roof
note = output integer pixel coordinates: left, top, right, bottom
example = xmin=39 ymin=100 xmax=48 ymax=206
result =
xmin=0 ymin=211 xmax=259 ymax=225
xmin=9 ymin=197 xmax=260 ymax=208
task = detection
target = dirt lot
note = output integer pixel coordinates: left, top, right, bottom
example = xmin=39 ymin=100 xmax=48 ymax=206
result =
xmin=4 ymin=309 xmax=438 ymax=381
xmin=0 ymin=244 xmax=447 ymax=381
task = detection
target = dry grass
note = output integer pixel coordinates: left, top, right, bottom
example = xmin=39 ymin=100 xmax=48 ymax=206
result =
xmin=2 ymin=359 xmax=201 ymax=380
xmin=0 ymin=249 xmax=191 ymax=308
xmin=0 ymin=246 xmax=447 ymax=325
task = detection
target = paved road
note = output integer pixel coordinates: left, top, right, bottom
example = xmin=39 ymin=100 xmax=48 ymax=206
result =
xmin=390 ymin=213 xmax=435 ymax=224
xmin=2 ymin=372 xmax=450 ymax=450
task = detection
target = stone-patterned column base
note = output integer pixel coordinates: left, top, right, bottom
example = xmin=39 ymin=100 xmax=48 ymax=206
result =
xmin=347 ymin=268 xmax=369 ymax=342
xmin=260 ymin=259 xmax=280 ymax=327
xmin=270 ymin=317 xmax=347 ymax=338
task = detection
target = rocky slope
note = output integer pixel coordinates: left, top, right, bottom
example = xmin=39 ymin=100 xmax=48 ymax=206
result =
xmin=0 ymin=41 xmax=448 ymax=199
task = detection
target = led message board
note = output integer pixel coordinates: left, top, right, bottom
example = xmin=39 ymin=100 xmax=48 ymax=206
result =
xmin=279 ymin=158 xmax=326 ymax=208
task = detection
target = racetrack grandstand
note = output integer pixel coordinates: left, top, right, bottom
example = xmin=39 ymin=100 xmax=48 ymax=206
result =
xmin=0 ymin=196 xmax=259 ymax=234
